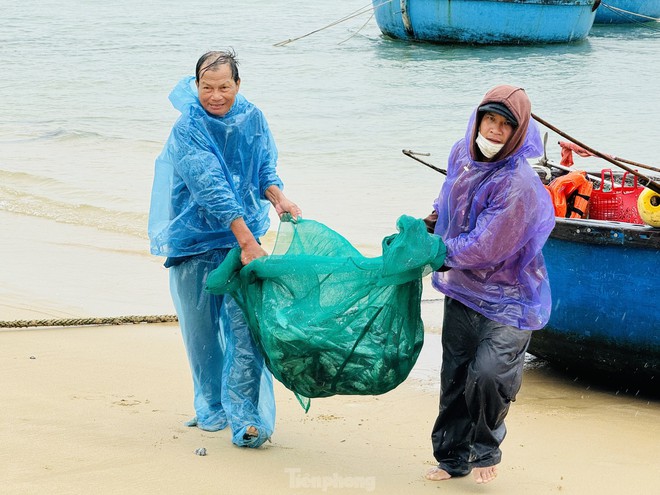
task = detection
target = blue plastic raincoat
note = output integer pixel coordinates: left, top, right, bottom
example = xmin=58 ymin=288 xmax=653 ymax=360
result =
xmin=149 ymin=76 xmax=282 ymax=257
xmin=431 ymin=89 xmax=555 ymax=331
xmin=148 ymin=76 xmax=281 ymax=448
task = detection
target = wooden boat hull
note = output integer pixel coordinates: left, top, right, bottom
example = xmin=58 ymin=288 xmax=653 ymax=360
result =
xmin=371 ymin=0 xmax=598 ymax=44
xmin=529 ymin=218 xmax=659 ymax=386
xmin=594 ymin=0 xmax=660 ymax=23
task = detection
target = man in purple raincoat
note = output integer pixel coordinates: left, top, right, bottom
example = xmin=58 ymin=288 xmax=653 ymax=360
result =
xmin=425 ymin=85 xmax=555 ymax=484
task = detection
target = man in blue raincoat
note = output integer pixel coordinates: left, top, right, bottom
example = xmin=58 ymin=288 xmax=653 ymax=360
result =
xmin=424 ymin=85 xmax=555 ymax=483
xmin=148 ymin=50 xmax=301 ymax=448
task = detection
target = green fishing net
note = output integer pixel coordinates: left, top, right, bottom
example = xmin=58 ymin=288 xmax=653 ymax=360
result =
xmin=205 ymin=214 xmax=446 ymax=410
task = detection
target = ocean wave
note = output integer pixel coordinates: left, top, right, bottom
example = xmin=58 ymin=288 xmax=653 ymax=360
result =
xmin=0 ymin=124 xmax=163 ymax=146
xmin=0 ymin=180 xmax=148 ymax=239
xmin=0 ymin=127 xmax=103 ymax=143
xmin=42 ymin=127 xmax=163 ymax=145
xmin=41 ymin=128 xmax=107 ymax=141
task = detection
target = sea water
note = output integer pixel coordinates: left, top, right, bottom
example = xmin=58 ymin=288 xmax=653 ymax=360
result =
xmin=0 ymin=0 xmax=660 ymax=247
xmin=1 ymin=0 xmax=659 ymax=250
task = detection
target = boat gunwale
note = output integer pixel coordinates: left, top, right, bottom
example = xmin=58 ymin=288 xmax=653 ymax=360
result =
xmin=551 ymin=217 xmax=660 ymax=249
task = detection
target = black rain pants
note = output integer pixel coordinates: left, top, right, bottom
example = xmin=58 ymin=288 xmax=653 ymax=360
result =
xmin=431 ymin=297 xmax=532 ymax=476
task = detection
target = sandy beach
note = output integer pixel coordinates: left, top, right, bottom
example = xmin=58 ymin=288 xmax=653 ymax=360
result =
xmin=2 ymin=210 xmax=659 ymax=495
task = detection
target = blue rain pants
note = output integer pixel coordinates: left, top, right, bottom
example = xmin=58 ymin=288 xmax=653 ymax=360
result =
xmin=431 ymin=297 xmax=531 ymax=475
xmin=169 ymin=248 xmax=275 ymax=448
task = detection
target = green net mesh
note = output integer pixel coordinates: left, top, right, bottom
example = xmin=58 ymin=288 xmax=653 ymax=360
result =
xmin=205 ymin=214 xmax=446 ymax=411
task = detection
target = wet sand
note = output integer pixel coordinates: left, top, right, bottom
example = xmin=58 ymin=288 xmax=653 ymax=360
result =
xmin=2 ymin=210 xmax=659 ymax=494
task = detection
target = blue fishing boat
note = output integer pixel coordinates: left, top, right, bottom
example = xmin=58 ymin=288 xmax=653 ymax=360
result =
xmin=528 ymin=218 xmax=659 ymax=389
xmin=594 ymin=0 xmax=660 ymax=23
xmin=371 ymin=0 xmax=599 ymax=44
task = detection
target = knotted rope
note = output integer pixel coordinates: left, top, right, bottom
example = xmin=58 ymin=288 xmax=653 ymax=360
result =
xmin=0 ymin=314 xmax=178 ymax=329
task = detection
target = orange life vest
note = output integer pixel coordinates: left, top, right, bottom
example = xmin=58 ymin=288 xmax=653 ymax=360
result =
xmin=546 ymin=171 xmax=593 ymax=218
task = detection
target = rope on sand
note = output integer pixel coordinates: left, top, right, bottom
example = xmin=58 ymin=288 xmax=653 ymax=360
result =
xmin=0 ymin=314 xmax=178 ymax=329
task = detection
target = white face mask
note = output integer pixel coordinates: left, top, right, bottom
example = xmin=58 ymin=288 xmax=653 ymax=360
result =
xmin=476 ymin=132 xmax=504 ymax=159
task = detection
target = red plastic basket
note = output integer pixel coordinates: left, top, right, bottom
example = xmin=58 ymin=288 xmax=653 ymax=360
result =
xmin=588 ymin=169 xmax=644 ymax=224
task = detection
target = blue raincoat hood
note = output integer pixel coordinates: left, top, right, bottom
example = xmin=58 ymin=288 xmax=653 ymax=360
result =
xmin=431 ymin=87 xmax=555 ymax=330
xmin=148 ymin=76 xmax=283 ymax=257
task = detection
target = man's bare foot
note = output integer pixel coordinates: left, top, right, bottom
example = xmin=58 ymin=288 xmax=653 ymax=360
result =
xmin=243 ymin=426 xmax=258 ymax=440
xmin=425 ymin=466 xmax=452 ymax=481
xmin=473 ymin=466 xmax=497 ymax=484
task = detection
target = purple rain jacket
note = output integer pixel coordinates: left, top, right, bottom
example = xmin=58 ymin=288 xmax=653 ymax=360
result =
xmin=431 ymin=86 xmax=555 ymax=330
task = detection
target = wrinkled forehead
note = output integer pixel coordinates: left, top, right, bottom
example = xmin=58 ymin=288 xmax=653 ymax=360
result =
xmin=197 ymin=64 xmax=234 ymax=84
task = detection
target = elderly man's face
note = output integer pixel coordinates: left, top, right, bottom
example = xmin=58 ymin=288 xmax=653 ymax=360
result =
xmin=197 ymin=64 xmax=240 ymax=117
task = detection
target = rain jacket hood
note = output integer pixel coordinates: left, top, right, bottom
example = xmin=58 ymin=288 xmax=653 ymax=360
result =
xmin=431 ymin=85 xmax=555 ymax=330
xmin=148 ymin=76 xmax=283 ymax=257
xmin=470 ymin=85 xmax=532 ymax=161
